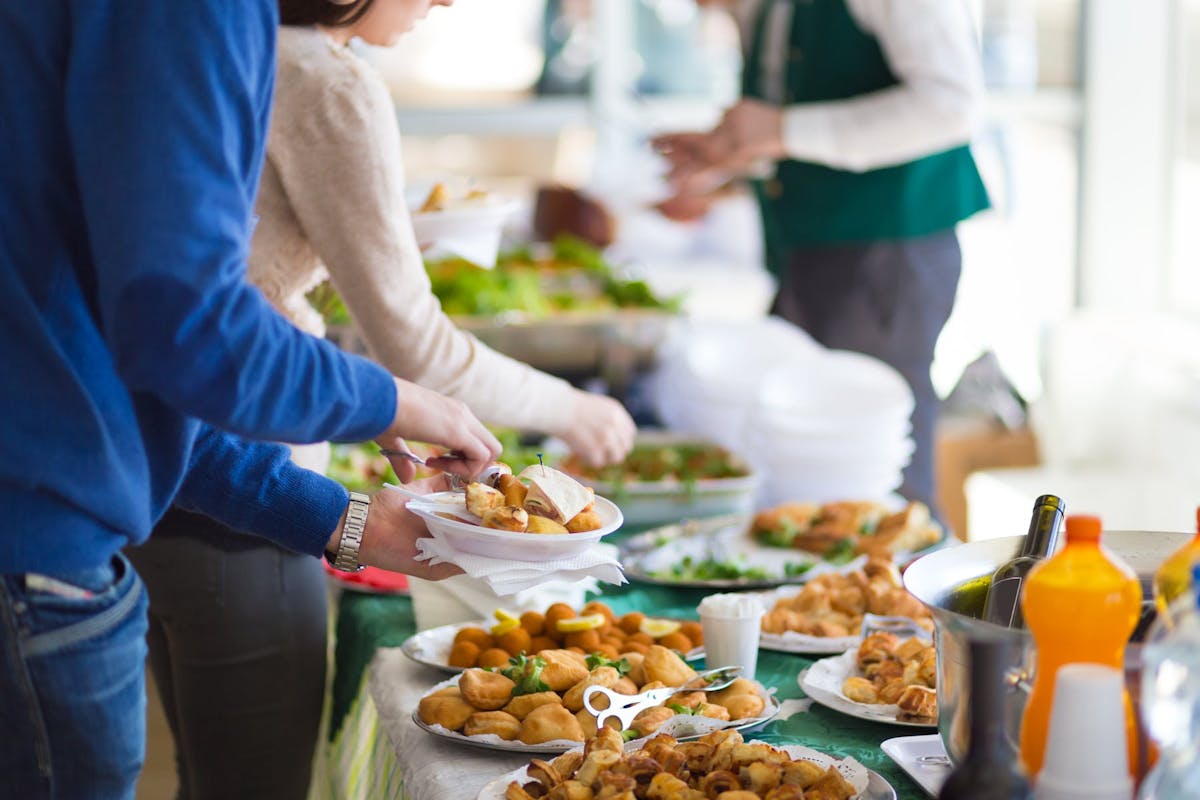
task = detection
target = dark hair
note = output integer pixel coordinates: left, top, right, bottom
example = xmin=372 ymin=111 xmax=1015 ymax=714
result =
xmin=279 ymin=0 xmax=376 ymax=27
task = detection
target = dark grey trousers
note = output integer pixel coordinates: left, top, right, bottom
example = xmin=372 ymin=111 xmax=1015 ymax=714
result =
xmin=770 ymin=230 xmax=962 ymax=519
xmin=127 ymin=510 xmax=328 ymax=800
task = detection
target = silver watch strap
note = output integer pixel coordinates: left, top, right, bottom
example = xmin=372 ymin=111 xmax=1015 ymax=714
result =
xmin=332 ymin=491 xmax=370 ymax=573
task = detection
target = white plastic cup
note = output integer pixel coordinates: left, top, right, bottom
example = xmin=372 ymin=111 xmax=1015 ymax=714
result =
xmin=1034 ymin=663 xmax=1133 ymax=800
xmin=698 ymin=593 xmax=765 ymax=679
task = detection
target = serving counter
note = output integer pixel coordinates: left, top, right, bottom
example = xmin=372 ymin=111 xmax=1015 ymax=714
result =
xmin=313 ymin=584 xmax=927 ymax=800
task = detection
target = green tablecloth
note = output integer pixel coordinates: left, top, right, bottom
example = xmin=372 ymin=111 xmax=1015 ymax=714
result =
xmin=327 ymin=583 xmax=929 ymax=799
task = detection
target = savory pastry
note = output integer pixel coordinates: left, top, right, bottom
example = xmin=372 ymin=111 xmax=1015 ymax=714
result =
xmin=698 ymin=704 xmax=731 ymax=722
xmin=630 ymin=706 xmax=675 ymax=737
xmin=706 ymin=678 xmax=758 ymax=707
xmin=498 ymin=473 xmax=529 ymax=507
xmin=840 ymin=677 xmax=878 ymax=704
xmin=548 ymin=780 xmax=596 ymax=800
xmin=417 ymin=690 xmax=475 ymax=731
xmin=528 ymin=515 xmax=570 ymax=534
xmin=518 ymin=465 xmax=594 ymax=524
xmin=780 ymin=760 xmax=826 ymax=788
xmin=896 ymin=685 xmax=937 ymax=723
xmin=805 ymin=767 xmax=857 ymax=800
xmin=562 ymin=666 xmax=622 ymax=712
xmin=482 ymin=505 xmax=529 ymax=532
xmin=647 ymin=773 xmax=693 ymax=800
xmin=722 ymin=694 xmax=766 ymax=721
xmin=519 ymin=702 xmax=586 ymax=745
xmin=642 ymin=645 xmax=698 ymax=686
xmin=459 ymin=668 xmax=516 ymax=711
xmin=502 ymin=691 xmax=563 ymax=720
xmin=856 ymin=632 xmax=899 ymax=665
xmin=464 ymin=710 xmax=521 ymax=740
xmin=541 ymin=649 xmax=590 ymax=692
xmin=466 ymin=481 xmax=505 ymax=517
xmin=565 ymin=510 xmax=603 ymax=533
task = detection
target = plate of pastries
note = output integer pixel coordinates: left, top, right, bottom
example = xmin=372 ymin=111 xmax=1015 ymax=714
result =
xmin=402 ymin=601 xmax=704 ymax=674
xmin=758 ymin=557 xmax=933 ymax=655
xmin=413 ymin=645 xmax=780 ymax=754
xmin=478 ymin=728 xmax=896 ymax=800
xmin=404 ymin=465 xmax=623 ymax=560
xmin=798 ymin=629 xmax=938 ymax=728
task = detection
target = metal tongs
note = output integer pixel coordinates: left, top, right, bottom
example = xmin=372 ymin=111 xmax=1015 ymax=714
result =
xmin=378 ymin=449 xmax=508 ymax=491
xmin=583 ymin=666 xmax=743 ymax=732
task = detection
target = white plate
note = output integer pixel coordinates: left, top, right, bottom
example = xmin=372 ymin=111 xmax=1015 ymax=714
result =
xmin=619 ymin=515 xmax=865 ymax=589
xmin=414 ymin=675 xmax=781 ymax=754
xmin=400 ymin=620 xmax=705 ymax=675
xmin=405 ymin=491 xmax=623 ymax=561
xmin=880 ymin=734 xmax=951 ymax=798
xmin=798 ymin=652 xmax=937 ymax=729
xmin=410 ymin=199 xmax=521 ymax=265
xmin=477 ymin=742 xmax=895 ymax=800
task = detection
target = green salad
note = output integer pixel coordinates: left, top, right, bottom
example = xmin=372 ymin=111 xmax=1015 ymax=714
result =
xmin=563 ymin=441 xmax=750 ymax=487
xmin=650 ymin=556 xmax=813 ymax=583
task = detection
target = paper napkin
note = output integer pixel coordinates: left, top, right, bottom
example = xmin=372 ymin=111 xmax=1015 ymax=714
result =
xmin=414 ymin=535 xmax=626 ymax=596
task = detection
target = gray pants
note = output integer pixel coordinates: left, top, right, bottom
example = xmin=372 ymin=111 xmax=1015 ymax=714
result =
xmin=127 ymin=510 xmax=327 ymax=800
xmin=770 ymin=231 xmax=962 ymax=519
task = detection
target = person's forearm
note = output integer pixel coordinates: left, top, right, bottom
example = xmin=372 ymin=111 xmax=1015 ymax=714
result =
xmin=173 ymin=426 xmax=348 ymax=557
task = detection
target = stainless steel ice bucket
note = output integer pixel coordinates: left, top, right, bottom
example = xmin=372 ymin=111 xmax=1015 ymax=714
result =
xmin=902 ymin=530 xmax=1188 ymax=765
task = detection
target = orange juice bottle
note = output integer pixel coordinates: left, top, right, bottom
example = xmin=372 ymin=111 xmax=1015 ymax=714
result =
xmin=1018 ymin=514 xmax=1142 ymax=779
xmin=1153 ymin=507 xmax=1200 ymax=615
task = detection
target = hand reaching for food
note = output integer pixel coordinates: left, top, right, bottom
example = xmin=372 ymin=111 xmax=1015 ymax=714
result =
xmin=556 ymin=391 xmax=636 ymax=469
xmin=375 ymin=377 xmax=502 ymax=483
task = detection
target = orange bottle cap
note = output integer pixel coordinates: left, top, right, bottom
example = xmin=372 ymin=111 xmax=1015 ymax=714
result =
xmin=1065 ymin=514 xmax=1102 ymax=543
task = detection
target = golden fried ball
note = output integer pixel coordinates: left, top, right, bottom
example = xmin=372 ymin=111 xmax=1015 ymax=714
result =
xmin=454 ymin=627 xmax=494 ymax=651
xmin=563 ymin=630 xmax=601 ymax=652
xmin=477 ymin=648 xmax=513 ymax=669
xmin=679 ymin=621 xmax=704 ymax=646
xmin=497 ymin=627 xmax=533 ymax=657
xmin=520 ymin=611 xmax=546 ymax=637
xmin=618 ymin=612 xmax=646 ymax=636
xmin=448 ymin=641 xmax=480 ymax=669
xmin=657 ymin=632 xmax=694 ymax=654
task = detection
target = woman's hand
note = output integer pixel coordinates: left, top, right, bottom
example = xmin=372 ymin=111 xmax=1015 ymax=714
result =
xmin=556 ymin=391 xmax=636 ymax=468
xmin=375 ymin=377 xmax=502 ymax=483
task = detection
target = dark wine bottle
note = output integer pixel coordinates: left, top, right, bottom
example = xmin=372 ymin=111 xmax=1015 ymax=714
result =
xmin=937 ymin=637 xmax=1033 ymax=800
xmin=981 ymin=494 xmax=1065 ymax=628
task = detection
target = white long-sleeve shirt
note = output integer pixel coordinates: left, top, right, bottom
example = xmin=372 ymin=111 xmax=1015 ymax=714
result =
xmin=734 ymin=0 xmax=984 ymax=173
xmin=249 ymin=27 xmax=578 ymax=460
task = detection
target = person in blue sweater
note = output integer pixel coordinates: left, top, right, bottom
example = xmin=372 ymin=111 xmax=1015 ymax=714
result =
xmin=0 ymin=2 xmax=502 ymax=797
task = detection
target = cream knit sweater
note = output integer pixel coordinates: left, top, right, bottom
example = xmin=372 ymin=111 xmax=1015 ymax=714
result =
xmin=248 ymin=27 xmax=576 ymax=456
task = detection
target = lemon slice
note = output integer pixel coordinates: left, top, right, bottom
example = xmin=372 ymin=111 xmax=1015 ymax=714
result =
xmin=555 ymin=613 xmax=606 ymax=633
xmin=639 ymin=618 xmax=681 ymax=639
xmin=490 ymin=618 xmax=521 ymax=636
xmin=493 ymin=608 xmax=520 ymax=625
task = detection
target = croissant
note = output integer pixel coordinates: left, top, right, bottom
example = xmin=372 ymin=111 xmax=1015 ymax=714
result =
xmin=856 ymin=632 xmax=899 ymax=666
xmin=876 ymin=677 xmax=907 ymax=705
xmin=840 ymin=676 xmax=878 ymax=704
xmin=552 ymin=752 xmax=586 ymax=781
xmin=699 ymin=770 xmax=740 ymax=799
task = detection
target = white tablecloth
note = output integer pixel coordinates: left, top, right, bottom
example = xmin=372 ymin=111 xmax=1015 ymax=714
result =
xmin=368 ymin=647 xmax=530 ymax=800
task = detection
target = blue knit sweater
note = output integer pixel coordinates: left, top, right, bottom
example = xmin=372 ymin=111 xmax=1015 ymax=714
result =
xmin=0 ymin=0 xmax=396 ymax=572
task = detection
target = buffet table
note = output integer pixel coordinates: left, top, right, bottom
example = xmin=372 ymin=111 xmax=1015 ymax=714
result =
xmin=315 ymin=585 xmax=927 ymax=800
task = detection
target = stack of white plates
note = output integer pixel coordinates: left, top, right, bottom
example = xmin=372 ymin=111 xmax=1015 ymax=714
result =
xmin=650 ymin=318 xmax=914 ymax=505
xmin=746 ymin=350 xmax=914 ymax=505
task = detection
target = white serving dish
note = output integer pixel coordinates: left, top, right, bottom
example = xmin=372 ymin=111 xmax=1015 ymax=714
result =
xmin=880 ymin=733 xmax=951 ymax=797
xmin=405 ymin=491 xmax=623 ymax=561
xmin=799 ymin=651 xmax=937 ymax=729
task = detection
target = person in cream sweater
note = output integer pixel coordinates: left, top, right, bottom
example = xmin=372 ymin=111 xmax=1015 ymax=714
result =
xmin=127 ymin=1 xmax=636 ymax=797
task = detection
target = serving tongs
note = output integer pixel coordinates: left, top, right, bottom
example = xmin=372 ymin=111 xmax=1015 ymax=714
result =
xmin=583 ymin=666 xmax=743 ymax=732
xmin=378 ymin=449 xmax=509 ymax=492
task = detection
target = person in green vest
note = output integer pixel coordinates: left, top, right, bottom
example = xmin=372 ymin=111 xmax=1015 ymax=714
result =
xmin=654 ymin=0 xmax=990 ymax=521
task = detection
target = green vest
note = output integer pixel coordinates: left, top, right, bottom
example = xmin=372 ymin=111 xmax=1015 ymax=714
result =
xmin=744 ymin=0 xmax=990 ymax=269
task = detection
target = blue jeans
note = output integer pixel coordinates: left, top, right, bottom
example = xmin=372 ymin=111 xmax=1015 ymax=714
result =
xmin=0 ymin=553 xmax=149 ymax=799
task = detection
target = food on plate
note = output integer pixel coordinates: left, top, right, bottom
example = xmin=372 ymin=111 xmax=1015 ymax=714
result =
xmin=562 ymin=441 xmax=751 ymax=487
xmin=425 ymin=235 xmax=679 ymax=319
xmin=519 ymin=702 xmax=587 ymax=745
xmin=761 ymin=558 xmax=932 ymax=639
xmin=753 ymin=500 xmax=942 ymax=559
xmin=417 ymin=646 xmax=772 ymax=746
xmin=505 ymin=729 xmax=859 ymax=800
xmin=465 ymin=710 xmax=522 ymax=740
xmin=455 ymin=464 xmax=604 ymax=535
xmin=650 ymin=555 xmax=814 ymax=584
xmin=837 ymin=632 xmax=938 ymax=724
xmin=417 ymin=181 xmax=490 ymax=213
xmin=444 ymin=601 xmax=703 ymax=669
xmin=519 ymin=465 xmax=594 ymax=524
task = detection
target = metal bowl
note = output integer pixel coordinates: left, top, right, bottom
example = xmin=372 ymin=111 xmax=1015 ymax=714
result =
xmin=902 ymin=530 xmax=1189 ymax=765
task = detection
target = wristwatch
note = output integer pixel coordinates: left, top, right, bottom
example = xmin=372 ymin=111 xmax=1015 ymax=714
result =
xmin=328 ymin=492 xmax=370 ymax=573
